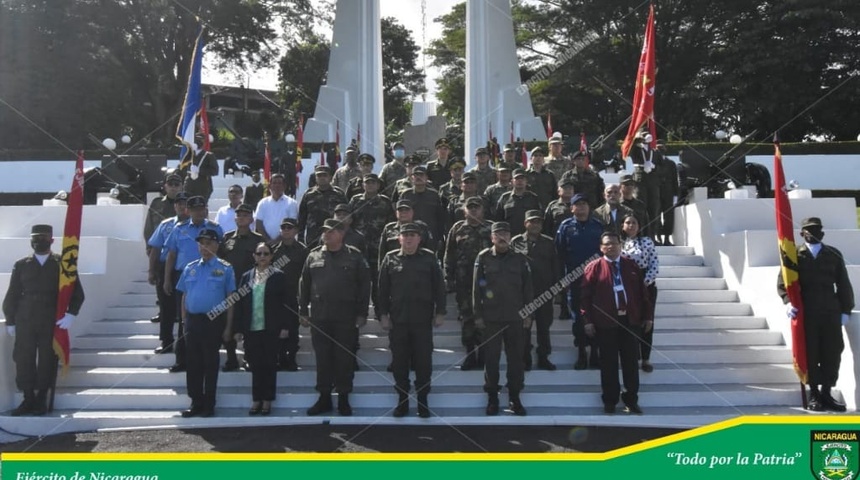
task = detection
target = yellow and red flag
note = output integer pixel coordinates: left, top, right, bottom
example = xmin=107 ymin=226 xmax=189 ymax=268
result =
xmin=296 ymin=115 xmax=304 ymax=188
xmin=54 ymin=151 xmax=84 ymax=371
xmin=621 ymin=3 xmax=657 ymax=159
xmin=774 ymin=138 xmax=807 ymax=383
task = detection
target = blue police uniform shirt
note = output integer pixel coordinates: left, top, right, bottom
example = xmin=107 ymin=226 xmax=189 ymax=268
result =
xmin=176 ymin=256 xmax=236 ymax=315
xmin=165 ymin=219 xmax=224 ymax=271
xmin=148 ymin=216 xmax=182 ymax=263
xmin=555 ymin=216 xmax=604 ymax=270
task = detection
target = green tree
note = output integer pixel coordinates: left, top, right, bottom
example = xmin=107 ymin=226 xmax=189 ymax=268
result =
xmin=381 ymin=17 xmax=426 ymax=129
xmin=277 ymin=33 xmax=330 ymax=121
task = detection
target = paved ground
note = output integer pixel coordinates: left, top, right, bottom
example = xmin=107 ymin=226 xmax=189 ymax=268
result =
xmin=0 ymin=424 xmax=682 ymax=453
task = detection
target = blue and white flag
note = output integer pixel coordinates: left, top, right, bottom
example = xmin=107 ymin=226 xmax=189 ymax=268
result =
xmin=176 ymin=27 xmax=206 ymax=170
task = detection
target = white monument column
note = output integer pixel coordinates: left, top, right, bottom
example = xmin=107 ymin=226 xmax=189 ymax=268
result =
xmin=303 ymin=0 xmax=384 ymax=164
xmin=465 ymin=0 xmax=546 ymax=165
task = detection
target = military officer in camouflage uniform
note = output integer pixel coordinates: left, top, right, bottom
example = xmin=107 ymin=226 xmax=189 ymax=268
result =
xmin=544 ymin=135 xmax=571 ymax=183
xmin=495 ymin=169 xmax=543 ymax=237
xmin=391 ymin=156 xmax=423 ymax=202
xmin=484 ymin=166 xmax=513 ymax=218
xmin=380 ymin=142 xmax=408 ymax=191
xmin=397 ymin=166 xmax=447 ymax=248
xmin=332 ymin=144 xmax=362 ymax=192
xmin=560 ymin=151 xmax=605 ymax=210
xmin=346 ymin=153 xmax=381 ymax=201
xmin=525 ymin=146 xmax=558 ymax=208
xmin=630 ymin=133 xmax=662 ymax=240
xmin=499 ymin=144 xmax=521 ymax=171
xmin=145 ymin=172 xmax=183 ymax=255
xmin=444 ymin=197 xmax=492 ymax=371
xmin=379 ymin=200 xmax=435 ymax=264
xmin=543 ymin=179 xmax=575 ymax=238
xmin=297 ymin=165 xmax=348 ymax=248
xmin=619 ymin=174 xmax=652 ymax=238
xmin=426 ymin=138 xmax=453 ymax=188
xmin=348 ymin=173 xmax=395 ymax=306
xmin=467 ymin=147 xmax=496 ymax=196
xmin=438 ymin=158 xmax=466 ymax=202
xmin=447 ymin=172 xmax=491 ymax=227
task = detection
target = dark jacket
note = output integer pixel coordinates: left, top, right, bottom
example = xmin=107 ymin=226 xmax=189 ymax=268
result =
xmin=270 ymin=239 xmax=309 ymax=307
xmin=234 ymin=268 xmax=289 ymax=335
xmin=510 ymin=233 xmax=561 ymax=293
xmin=593 ymin=203 xmax=635 ymax=235
xmin=3 ymin=254 xmax=85 ymax=329
xmin=473 ymin=247 xmax=534 ymax=323
xmin=377 ymin=248 xmax=447 ymax=323
xmin=298 ymin=245 xmax=371 ymax=321
xmin=778 ymin=243 xmax=855 ymax=318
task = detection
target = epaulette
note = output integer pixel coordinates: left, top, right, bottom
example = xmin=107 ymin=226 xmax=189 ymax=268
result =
xmin=216 ymin=258 xmax=232 ymax=267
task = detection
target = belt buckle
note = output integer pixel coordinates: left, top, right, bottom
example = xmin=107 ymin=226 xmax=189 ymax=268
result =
xmin=617 ymin=310 xmax=626 ymax=316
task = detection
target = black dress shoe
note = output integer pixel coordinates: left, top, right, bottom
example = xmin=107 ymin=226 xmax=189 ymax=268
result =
xmin=181 ymin=406 xmax=203 ymax=418
xmin=604 ymin=404 xmax=616 ymax=414
xmin=154 ymin=344 xmax=174 ymax=354
xmin=337 ymin=395 xmax=353 ymax=416
xmin=821 ymin=392 xmax=847 ymax=412
xmin=417 ymin=403 xmax=431 ymax=418
xmin=508 ymin=400 xmax=527 ymax=416
xmin=486 ymin=395 xmax=500 ymax=416
xmin=10 ymin=399 xmax=34 ymax=417
xmin=307 ymin=395 xmax=333 ymax=416
xmin=641 ymin=361 xmax=654 ymax=373
xmin=248 ymin=403 xmax=261 ymax=415
xmin=393 ymin=402 xmax=409 ymax=418
xmin=168 ymin=363 xmax=186 ymax=373
xmin=150 ymin=315 xmax=161 ymax=323
xmin=624 ymin=403 xmax=643 ymax=414
xmin=537 ymin=357 xmax=557 ymax=371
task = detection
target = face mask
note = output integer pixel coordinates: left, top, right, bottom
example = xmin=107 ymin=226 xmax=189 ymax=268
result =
xmin=31 ymin=239 xmax=51 ymax=252
xmin=394 ymin=149 xmax=405 ymax=159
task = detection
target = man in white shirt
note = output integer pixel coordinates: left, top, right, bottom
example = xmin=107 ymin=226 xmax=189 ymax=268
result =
xmin=215 ymin=185 xmax=245 ymax=233
xmin=254 ymin=174 xmax=298 ymax=242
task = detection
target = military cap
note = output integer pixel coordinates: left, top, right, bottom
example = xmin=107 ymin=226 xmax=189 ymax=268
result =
xmin=334 ymin=203 xmax=351 ymax=214
xmin=619 ymin=174 xmax=637 ymax=185
xmin=320 ymin=218 xmax=345 ymax=231
xmin=503 ymin=144 xmax=515 ymax=152
xmin=801 ymin=217 xmax=823 ymax=229
xmin=196 ymin=229 xmax=220 ymax=242
xmin=465 ymin=197 xmax=484 ymax=208
xmin=435 ymin=138 xmax=450 ymax=148
xmin=345 ymin=144 xmax=358 ymax=153
xmin=391 ymin=141 xmax=405 ymax=149
xmin=572 ymin=151 xmax=589 ymax=161
xmin=405 ymin=155 xmax=422 ymax=166
xmin=475 ymin=147 xmax=489 ymax=156
xmin=570 ymin=193 xmax=588 ymax=205
xmin=395 ymin=200 xmax=413 ymax=210
xmin=228 ymin=184 xmax=243 ymax=193
xmin=491 ymin=222 xmax=511 ymax=233
xmin=363 ymin=173 xmax=381 ymax=183
xmin=358 ymin=153 xmax=375 ymax=165
xmin=173 ymin=192 xmax=189 ymax=203
xmin=530 ymin=146 xmax=546 ymax=156
xmin=525 ymin=210 xmax=543 ymax=222
xmin=30 ymin=224 xmax=53 ymax=236
xmin=448 ymin=158 xmax=466 ymax=170
xmin=412 ymin=165 xmax=428 ymax=175
xmin=497 ymin=165 xmax=513 ymax=173
xmin=165 ymin=173 xmax=182 ymax=183
xmin=548 ymin=136 xmax=563 ymax=145
xmin=399 ymin=223 xmax=421 ymax=235
xmin=280 ymin=217 xmax=298 ymax=228
xmin=235 ymin=203 xmax=254 ymax=215
xmin=512 ymin=168 xmax=527 ymax=178
xmin=187 ymin=196 xmax=206 ymax=208
xmin=559 ymin=178 xmax=575 ymax=188
xmin=462 ymin=171 xmax=478 ymax=182
xmin=314 ymin=164 xmax=332 ymax=175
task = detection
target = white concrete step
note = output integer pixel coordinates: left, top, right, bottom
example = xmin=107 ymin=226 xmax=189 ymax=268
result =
xmin=658 ymin=266 xmax=715 ymax=277
xmin=655 ymin=246 xmax=695 ymax=255
xmin=655 ymin=302 xmax=752 ymax=316
xmin=656 ymin=278 xmax=726 ymax=290
xmin=658 ymin=290 xmax=738 ymax=303
xmin=658 ymin=255 xmax=704 ymax=266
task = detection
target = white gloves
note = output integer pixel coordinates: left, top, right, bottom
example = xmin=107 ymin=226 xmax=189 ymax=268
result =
xmin=644 ymin=160 xmax=655 ymax=173
xmin=6 ymin=325 xmax=14 ymax=337
xmin=56 ymin=313 xmax=76 ymax=330
xmin=842 ymin=314 xmax=851 ymax=326
xmin=786 ymin=304 xmax=798 ymax=319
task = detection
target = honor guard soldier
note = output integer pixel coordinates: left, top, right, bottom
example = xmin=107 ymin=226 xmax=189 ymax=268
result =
xmin=346 ymin=153 xmax=381 ymax=200
xmin=299 ymin=219 xmax=371 ymax=417
xmin=444 ymin=196 xmax=493 ymax=370
xmin=182 ymin=137 xmax=220 ymax=201
xmin=297 ymin=165 xmax=348 ymax=248
xmin=148 ymin=193 xmax=189 ymax=354
xmin=438 ymin=157 xmax=466 ymax=202
xmin=473 ymin=222 xmax=533 ymax=416
xmin=218 ymin=203 xmax=264 ymax=371
xmin=378 ymin=223 xmax=447 ymax=418
xmin=498 ymin=144 xmax=520 ymax=171
xmin=447 ymin=172 xmax=491 ymax=226
xmin=778 ymin=217 xmax=855 ymax=412
xmin=379 ymin=200 xmax=435 ymax=265
xmin=467 ymin=147 xmax=497 ymax=196
xmin=348 ymin=173 xmax=395 ymax=307
xmin=244 ymin=170 xmax=265 ymax=210
xmin=560 ymin=151 xmax=605 ymax=210
xmin=380 ymin=142 xmax=409 ymax=188
xmin=270 ymin=217 xmax=309 ymax=371
xmin=629 ymin=133 xmax=662 ymax=239
xmin=4 ymin=225 xmax=85 ymax=416
xmin=176 ymin=229 xmax=236 ymax=418
xmin=656 ymin=141 xmax=679 ymax=245
xmin=594 ymin=184 xmax=635 ymax=235
xmin=495 ymin=169 xmax=543 ymax=237
xmin=163 ymin=196 xmax=224 ymax=373
xmin=526 ymin=146 xmax=558 ymax=208
xmin=619 ymin=175 xmax=653 ymax=238
xmin=511 ymin=210 xmax=561 ymax=371
xmin=332 ymin=144 xmax=362 ymax=192
xmin=280 ymin=133 xmax=300 ymax=197
xmin=397 ymin=166 xmax=447 ymax=248
xmin=544 ymin=134 xmax=571 ymax=182
xmin=426 ymin=137 xmax=453 ymax=187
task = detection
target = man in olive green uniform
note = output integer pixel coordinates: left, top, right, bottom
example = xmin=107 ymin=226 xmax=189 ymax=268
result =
xmin=378 ymin=223 xmax=447 ymax=418
xmin=270 ymin=217 xmax=308 ymax=371
xmin=473 ymin=222 xmax=533 ymax=416
xmin=656 ymin=142 xmax=679 ymax=246
xmin=543 ymin=179 xmax=575 ymax=238
xmin=526 ymin=147 xmax=558 ymax=208
xmin=484 ymin=167 xmax=513 ymax=218
xmin=544 ymin=135 xmax=571 ymax=183
xmin=495 ymin=169 xmax=542 ymax=237
xmin=379 ymin=201 xmax=435 ymax=265
xmin=619 ymin=174 xmax=652 ymax=238
xmin=349 ymin=173 xmax=395 ymax=306
xmin=560 ymin=151 xmax=605 ymax=209
xmin=438 ymin=158 xmax=466 ymax=202
xmin=468 ymin=147 xmax=497 ymax=196
xmin=144 ymin=173 xmax=183 ymax=323
xmin=332 ymin=144 xmax=362 ymax=192
xmin=447 ymin=172 xmax=491 ymax=227
xmin=499 ymin=144 xmax=520 ymax=171
xmin=511 ymin=211 xmax=560 ymax=371
xmin=398 ymin=166 xmax=447 ymax=249
xmin=391 ymin=156 xmax=423 ymax=202
xmin=346 ymin=154 xmax=383 ymax=200
xmin=244 ymin=170 xmax=265 ymax=210
xmin=444 ymin=197 xmax=493 ymax=371
xmin=4 ymin=225 xmax=85 ymax=416
xmin=778 ymin=217 xmax=855 ymax=412
xmin=380 ymin=142 xmax=408 ymax=189
xmin=297 ymin=165 xmax=348 ymax=248
xmin=299 ymin=219 xmax=371 ymax=417
xmin=630 ymin=134 xmax=662 ymax=240
xmin=426 ymin=138 xmax=453 ymax=188
xmin=217 ymin=204 xmax=263 ymax=371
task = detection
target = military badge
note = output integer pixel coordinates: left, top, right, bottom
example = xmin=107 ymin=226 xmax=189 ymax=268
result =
xmin=213 ymin=269 xmax=225 ymax=277
xmin=811 ymin=430 xmax=859 ymax=480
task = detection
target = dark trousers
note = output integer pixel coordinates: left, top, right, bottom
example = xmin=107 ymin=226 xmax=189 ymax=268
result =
xmin=310 ymin=322 xmax=356 ymax=394
xmin=184 ymin=313 xmax=225 ymax=409
xmin=596 ymin=319 xmax=641 ymax=407
xmin=806 ymin=314 xmax=844 ymax=387
xmin=245 ymin=330 xmax=279 ymax=401
xmin=457 ymin=285 xmax=483 ymax=348
xmin=171 ymin=271 xmax=186 ymax=365
xmin=13 ymin=322 xmax=55 ymax=392
xmin=634 ymin=170 xmax=661 ymax=237
xmin=660 ymin=195 xmax=675 ymax=236
xmin=568 ymin=279 xmax=593 ymax=348
xmin=278 ymin=306 xmax=300 ymax=364
xmin=483 ymin=321 xmax=525 ymax=394
xmin=155 ymin=261 xmax=176 ymax=345
xmin=525 ymin=301 xmax=554 ymax=357
xmin=391 ymin=322 xmax=433 ymax=396
xmin=640 ymin=284 xmax=658 ymax=361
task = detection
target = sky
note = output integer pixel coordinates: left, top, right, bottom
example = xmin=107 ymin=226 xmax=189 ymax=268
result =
xmin=202 ymin=0 xmax=461 ymax=102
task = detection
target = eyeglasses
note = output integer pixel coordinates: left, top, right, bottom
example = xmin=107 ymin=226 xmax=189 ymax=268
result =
xmin=254 ymin=252 xmax=272 ymax=257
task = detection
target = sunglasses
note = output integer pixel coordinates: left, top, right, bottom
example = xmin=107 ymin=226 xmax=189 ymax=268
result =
xmin=254 ymin=252 xmax=272 ymax=257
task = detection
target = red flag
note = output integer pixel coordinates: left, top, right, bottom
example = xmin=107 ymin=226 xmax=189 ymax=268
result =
xmin=621 ymin=3 xmax=657 ymax=158
xmin=54 ymin=151 xmax=84 ymax=371
xmin=580 ymin=131 xmax=590 ymax=168
xmin=320 ymin=142 xmax=326 ymax=166
xmin=546 ymin=113 xmax=553 ymax=138
xmin=335 ymin=120 xmax=342 ymax=166
xmin=296 ymin=115 xmax=304 ymax=189
xmin=521 ymin=140 xmax=528 ymax=169
xmin=263 ymin=140 xmax=272 ymax=186
xmin=775 ymin=139 xmax=807 ymax=383
xmin=200 ymin=101 xmax=211 ymax=152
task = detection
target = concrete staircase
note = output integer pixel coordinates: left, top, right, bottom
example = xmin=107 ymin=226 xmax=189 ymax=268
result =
xmin=3 ymin=246 xmax=811 ymax=436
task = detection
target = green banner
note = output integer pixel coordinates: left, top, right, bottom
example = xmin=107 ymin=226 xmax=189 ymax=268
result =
xmin=4 ymin=416 xmax=859 ymax=480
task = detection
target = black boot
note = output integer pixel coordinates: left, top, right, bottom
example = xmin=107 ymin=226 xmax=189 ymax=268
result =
xmin=486 ymin=393 xmax=499 ymax=416
xmin=31 ymin=389 xmax=48 ymax=416
xmin=807 ymin=386 xmax=824 ymax=411
xmin=588 ymin=346 xmax=600 ymax=370
xmin=821 ymin=386 xmax=847 ymax=412
xmin=537 ymin=355 xmax=557 ymax=371
xmin=306 ymin=393 xmax=333 ymax=416
xmin=574 ymin=347 xmax=588 ymax=370
xmin=338 ymin=393 xmax=353 ymax=416
xmin=460 ymin=345 xmax=479 ymax=371
xmin=417 ymin=393 xmax=431 ymax=418
xmin=508 ymin=393 xmax=527 ymax=416
xmin=393 ymin=392 xmax=409 ymax=417
xmin=10 ymin=390 xmax=35 ymax=416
